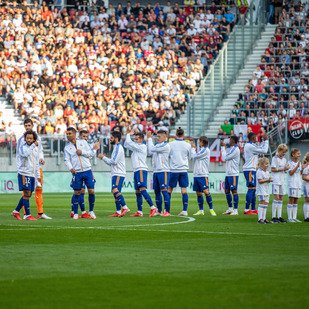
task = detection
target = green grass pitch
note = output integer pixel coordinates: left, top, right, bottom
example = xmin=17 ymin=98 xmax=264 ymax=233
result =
xmin=0 ymin=193 xmax=308 ymax=309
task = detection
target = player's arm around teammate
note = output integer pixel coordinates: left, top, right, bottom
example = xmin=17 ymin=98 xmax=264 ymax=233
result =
xmin=64 ymin=127 xmax=97 ymax=219
xmin=124 ymin=127 xmax=156 ymax=217
xmin=147 ymin=130 xmax=171 ymax=216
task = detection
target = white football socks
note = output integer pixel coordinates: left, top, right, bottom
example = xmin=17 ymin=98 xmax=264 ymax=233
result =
xmin=287 ymin=204 xmax=293 ymax=220
xmin=278 ymin=201 xmax=283 ymax=218
xmin=292 ymin=204 xmax=298 ymax=220
xmin=272 ymin=201 xmax=278 ymax=218
xmin=263 ymin=205 xmax=268 ymax=221
xmin=258 ymin=205 xmax=264 ymax=221
xmin=304 ymin=203 xmax=309 ymax=219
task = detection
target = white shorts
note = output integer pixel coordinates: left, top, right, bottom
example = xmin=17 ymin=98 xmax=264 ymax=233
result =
xmin=288 ymin=188 xmax=301 ymax=198
xmin=272 ymin=184 xmax=286 ymax=196
xmin=258 ymin=195 xmax=269 ymax=203
xmin=303 ymin=184 xmax=309 ymax=198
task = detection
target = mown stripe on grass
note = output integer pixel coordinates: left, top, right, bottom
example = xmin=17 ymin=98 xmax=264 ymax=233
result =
xmin=1 ymin=225 xmax=308 ymax=238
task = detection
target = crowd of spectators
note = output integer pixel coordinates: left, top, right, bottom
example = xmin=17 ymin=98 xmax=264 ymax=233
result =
xmin=0 ymin=0 xmax=236 ymax=144
xmin=228 ymin=1 xmax=309 ymax=133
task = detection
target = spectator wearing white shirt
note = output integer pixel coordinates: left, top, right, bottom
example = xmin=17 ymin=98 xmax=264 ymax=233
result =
xmin=112 ymin=73 xmax=122 ymax=89
xmin=98 ymin=9 xmax=109 ymax=21
xmin=141 ymin=38 xmax=150 ymax=51
xmin=13 ymin=87 xmax=24 ymax=110
xmin=163 ymin=1 xmax=172 ymax=14
xmin=206 ymin=10 xmax=214 ymax=21
xmin=160 ymin=67 xmax=170 ymax=80
xmin=90 ymin=17 xmax=101 ymax=29
xmin=140 ymin=97 xmax=149 ymax=110
xmin=166 ymin=25 xmax=176 ymax=37
xmin=55 ymin=118 xmax=67 ymax=134
xmin=186 ymin=74 xmax=197 ymax=93
xmin=75 ymin=32 xmax=85 ymax=44
xmin=156 ymin=121 xmax=169 ymax=133
xmin=79 ymin=12 xmax=89 ymax=24
xmin=187 ymin=24 xmax=196 ymax=36
xmin=167 ymin=8 xmax=176 ymax=23
xmin=193 ymin=15 xmax=203 ymax=31
xmin=5 ymin=121 xmax=15 ymax=135
xmin=153 ymin=37 xmax=163 ymax=51
xmin=118 ymin=14 xmax=128 ymax=32
xmin=253 ymin=66 xmax=264 ymax=79
xmin=133 ymin=119 xmax=144 ymax=133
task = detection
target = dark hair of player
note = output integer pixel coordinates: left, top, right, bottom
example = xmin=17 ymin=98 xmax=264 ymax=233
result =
xmin=24 ymin=118 xmax=33 ymax=125
xmin=67 ymin=127 xmax=77 ymax=133
xmin=112 ymin=131 xmax=122 ymax=141
xmin=199 ymin=136 xmax=208 ymax=146
xmin=79 ymin=130 xmax=88 ymax=136
xmin=135 ymin=132 xmax=144 ymax=141
xmin=24 ymin=130 xmax=37 ymax=141
xmin=176 ymin=127 xmax=184 ymax=137
xmin=157 ymin=130 xmax=167 ymax=135
xmin=230 ymin=136 xmax=238 ymax=144
xmin=247 ymin=132 xmax=256 ymax=142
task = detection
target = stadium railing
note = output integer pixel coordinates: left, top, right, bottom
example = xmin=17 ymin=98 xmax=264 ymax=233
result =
xmin=0 ymin=134 xmax=201 ymax=165
xmin=267 ymin=122 xmax=289 ymax=157
xmin=0 ymin=133 xmax=15 ymax=164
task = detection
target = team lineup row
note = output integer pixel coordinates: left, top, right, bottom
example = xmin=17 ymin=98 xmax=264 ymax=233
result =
xmin=11 ymin=119 xmax=309 ymax=223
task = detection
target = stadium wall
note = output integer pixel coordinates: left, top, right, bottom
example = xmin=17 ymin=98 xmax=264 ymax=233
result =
xmin=0 ymin=171 xmax=243 ymax=194
xmin=0 ymin=158 xmax=226 ymax=173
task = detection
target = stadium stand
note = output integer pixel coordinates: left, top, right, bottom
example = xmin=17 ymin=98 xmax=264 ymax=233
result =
xmin=222 ymin=2 xmax=309 ymax=137
xmin=0 ymin=0 xmax=238 ymax=142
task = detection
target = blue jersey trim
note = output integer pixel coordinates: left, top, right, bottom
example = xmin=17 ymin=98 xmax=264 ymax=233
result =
xmin=112 ymin=143 xmax=120 ymax=161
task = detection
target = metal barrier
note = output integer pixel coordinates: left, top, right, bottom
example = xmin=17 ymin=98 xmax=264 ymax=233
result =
xmin=0 ymin=133 xmax=201 ymax=165
xmin=267 ymin=120 xmax=288 ymax=157
xmin=229 ymin=106 xmax=304 ymax=125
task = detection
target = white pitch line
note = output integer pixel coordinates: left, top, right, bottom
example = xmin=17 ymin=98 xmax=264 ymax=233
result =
xmin=1 ymin=223 xmax=309 ymax=238
xmin=0 ymin=215 xmax=195 ymax=230
xmin=0 ymin=227 xmax=308 ymax=238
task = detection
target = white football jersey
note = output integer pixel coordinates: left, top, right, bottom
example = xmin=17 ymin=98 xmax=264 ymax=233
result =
xmin=271 ymin=155 xmax=287 ymax=185
xmin=147 ymin=138 xmax=170 ymax=173
xmin=64 ymin=140 xmax=94 ymax=173
xmin=169 ymin=139 xmax=191 ymax=173
xmin=287 ymin=159 xmax=302 ymax=189
xmin=124 ymin=134 xmax=148 ymax=172
xmin=256 ymin=168 xmax=270 ymax=196
xmin=221 ymin=145 xmax=240 ymax=176
xmin=243 ymin=141 xmax=269 ymax=171
xmin=17 ymin=142 xmax=40 ymax=178
xmin=191 ymin=146 xmax=210 ymax=177
xmin=102 ymin=143 xmax=126 ymax=177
